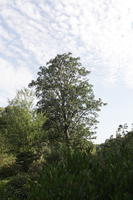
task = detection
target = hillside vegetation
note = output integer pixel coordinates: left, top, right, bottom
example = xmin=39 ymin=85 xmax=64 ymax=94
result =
xmin=0 ymin=53 xmax=132 ymax=200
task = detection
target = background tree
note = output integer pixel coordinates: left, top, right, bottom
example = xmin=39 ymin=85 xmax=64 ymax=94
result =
xmin=9 ymin=88 xmax=35 ymax=110
xmin=0 ymin=107 xmax=7 ymax=154
xmin=0 ymin=88 xmax=46 ymax=172
xmin=0 ymin=88 xmax=44 ymax=155
xmin=29 ymin=53 xmax=105 ymax=148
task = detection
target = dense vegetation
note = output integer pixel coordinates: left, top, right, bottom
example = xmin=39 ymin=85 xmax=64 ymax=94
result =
xmin=0 ymin=53 xmax=132 ymax=200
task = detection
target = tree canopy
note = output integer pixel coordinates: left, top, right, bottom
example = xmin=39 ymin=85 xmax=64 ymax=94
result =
xmin=29 ymin=53 xmax=105 ymax=147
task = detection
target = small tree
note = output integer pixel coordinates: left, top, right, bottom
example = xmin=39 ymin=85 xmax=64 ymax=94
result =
xmin=0 ymin=88 xmax=44 ymax=155
xmin=29 ymin=53 xmax=105 ymax=147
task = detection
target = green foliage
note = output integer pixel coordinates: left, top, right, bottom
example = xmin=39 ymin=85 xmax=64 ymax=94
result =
xmin=0 ymin=88 xmax=45 ymax=155
xmin=29 ymin=53 xmax=105 ymax=147
xmin=29 ymin=131 xmax=133 ymax=200
xmin=95 ymin=131 xmax=133 ymax=200
xmin=0 ymin=154 xmax=15 ymax=168
xmin=0 ymin=54 xmax=132 ymax=200
xmin=0 ymin=179 xmax=10 ymax=200
xmin=0 ymin=105 xmax=33 ymax=153
xmin=4 ymin=174 xmax=31 ymax=200
xmin=0 ymin=107 xmax=9 ymax=155
xmin=16 ymin=151 xmax=37 ymax=172
xmin=0 ymin=164 xmax=18 ymax=179
xmin=29 ymin=150 xmax=94 ymax=200
xmin=2 ymin=131 xmax=132 ymax=200
xmin=0 ymin=88 xmax=45 ymax=184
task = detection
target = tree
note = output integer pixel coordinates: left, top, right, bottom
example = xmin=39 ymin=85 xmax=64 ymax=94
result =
xmin=9 ymin=87 xmax=35 ymax=110
xmin=29 ymin=53 xmax=105 ymax=147
xmin=0 ymin=88 xmax=46 ymax=171
xmin=0 ymin=88 xmax=44 ymax=155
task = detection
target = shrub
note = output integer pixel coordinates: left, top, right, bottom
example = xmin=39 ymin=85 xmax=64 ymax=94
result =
xmin=0 ymin=164 xmax=19 ymax=179
xmin=4 ymin=174 xmax=31 ymax=200
xmin=29 ymin=133 xmax=133 ymax=200
xmin=29 ymin=150 xmax=95 ymax=200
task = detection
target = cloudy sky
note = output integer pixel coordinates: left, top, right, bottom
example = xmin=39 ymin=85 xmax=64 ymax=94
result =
xmin=0 ymin=0 xmax=133 ymax=143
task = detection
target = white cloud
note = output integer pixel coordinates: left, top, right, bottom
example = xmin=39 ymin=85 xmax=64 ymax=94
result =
xmin=0 ymin=0 xmax=133 ymax=107
xmin=0 ymin=58 xmax=33 ymax=105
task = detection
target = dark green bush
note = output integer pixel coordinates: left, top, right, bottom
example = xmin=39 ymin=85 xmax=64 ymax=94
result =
xmin=29 ymin=132 xmax=133 ymax=200
xmin=29 ymin=150 xmax=95 ymax=200
xmin=0 ymin=132 xmax=132 ymax=200
xmin=0 ymin=165 xmax=19 ymax=179
xmin=4 ymin=174 xmax=31 ymax=200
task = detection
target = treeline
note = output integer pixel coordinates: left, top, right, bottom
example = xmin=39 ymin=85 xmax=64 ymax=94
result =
xmin=0 ymin=53 xmax=132 ymax=200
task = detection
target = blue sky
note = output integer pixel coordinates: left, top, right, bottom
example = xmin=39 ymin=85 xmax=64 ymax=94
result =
xmin=0 ymin=0 xmax=133 ymax=143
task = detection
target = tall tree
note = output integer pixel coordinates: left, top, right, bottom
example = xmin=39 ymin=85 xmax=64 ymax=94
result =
xmin=29 ymin=53 xmax=105 ymax=147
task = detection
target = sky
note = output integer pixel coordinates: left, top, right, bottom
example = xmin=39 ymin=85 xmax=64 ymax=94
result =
xmin=0 ymin=0 xmax=133 ymax=143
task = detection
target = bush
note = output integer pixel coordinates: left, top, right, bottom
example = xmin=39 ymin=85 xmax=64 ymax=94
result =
xmin=4 ymin=174 xmax=31 ymax=200
xmin=0 ymin=165 xmax=19 ymax=179
xmin=29 ymin=150 xmax=95 ymax=200
xmin=29 ymin=133 xmax=133 ymax=200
